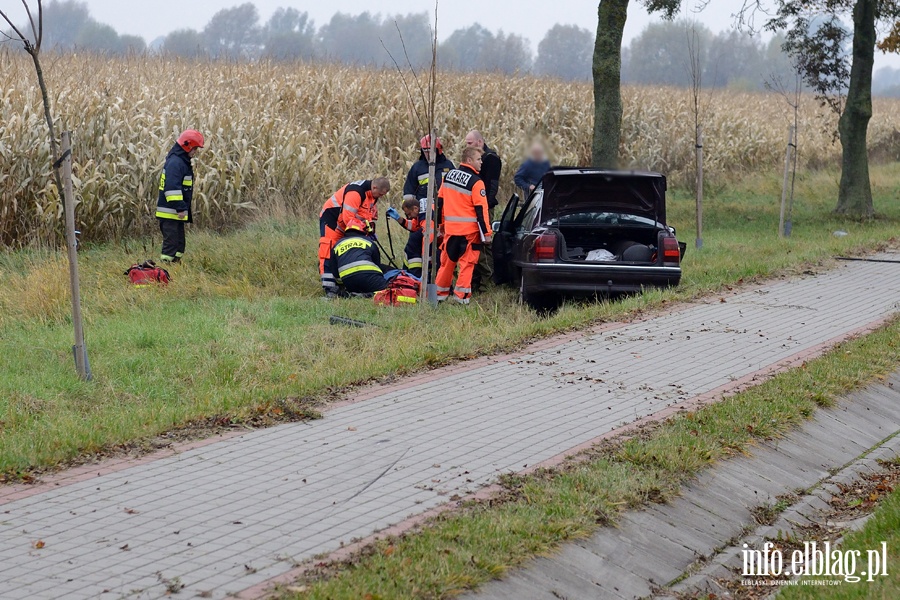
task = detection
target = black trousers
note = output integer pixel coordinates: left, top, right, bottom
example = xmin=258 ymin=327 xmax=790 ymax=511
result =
xmin=159 ymin=219 xmax=186 ymax=262
xmin=473 ymin=208 xmax=495 ymax=288
xmin=342 ymin=272 xmax=388 ymax=294
xmin=404 ymin=230 xmax=424 ymax=278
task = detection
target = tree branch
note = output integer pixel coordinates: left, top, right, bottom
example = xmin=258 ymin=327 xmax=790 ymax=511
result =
xmin=36 ymin=0 xmax=43 ymax=49
xmin=395 ymin=21 xmax=430 ymax=117
xmin=0 ymin=7 xmax=31 ymax=48
xmin=21 ymin=0 xmax=38 ymax=47
xmin=429 ymin=1 xmax=439 ymax=131
xmin=734 ymin=0 xmax=770 ymax=34
xmin=379 ymin=36 xmax=427 ymax=134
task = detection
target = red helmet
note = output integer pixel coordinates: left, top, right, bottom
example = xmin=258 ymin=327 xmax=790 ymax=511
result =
xmin=344 ymin=218 xmax=367 ymax=234
xmin=177 ymin=129 xmax=205 ymax=153
xmin=420 ymin=135 xmax=443 ymax=154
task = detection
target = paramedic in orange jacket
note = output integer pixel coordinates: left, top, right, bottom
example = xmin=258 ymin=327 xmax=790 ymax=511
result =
xmin=319 ymin=177 xmax=390 ymax=296
xmin=435 ymin=147 xmax=493 ymax=304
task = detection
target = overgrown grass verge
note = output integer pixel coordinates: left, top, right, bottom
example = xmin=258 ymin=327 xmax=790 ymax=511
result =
xmin=0 ymin=168 xmax=898 ymax=476
xmin=277 ymin=318 xmax=900 ymax=600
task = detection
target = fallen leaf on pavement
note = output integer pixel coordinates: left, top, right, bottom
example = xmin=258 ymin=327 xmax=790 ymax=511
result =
xmin=33 ymin=540 xmax=45 ymax=549
xmin=124 ymin=508 xmax=138 ymax=515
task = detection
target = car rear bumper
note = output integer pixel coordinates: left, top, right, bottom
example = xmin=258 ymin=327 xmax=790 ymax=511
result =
xmin=520 ymin=262 xmax=682 ymax=295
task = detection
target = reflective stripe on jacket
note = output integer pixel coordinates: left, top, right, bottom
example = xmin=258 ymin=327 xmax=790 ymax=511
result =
xmin=156 ymin=143 xmax=194 ymax=222
xmin=320 ymin=180 xmax=377 ymax=233
xmin=437 ymin=164 xmax=492 ymax=238
xmin=331 ymin=235 xmax=382 ymax=280
xmin=402 ymin=153 xmax=455 ymax=202
xmin=322 ymin=180 xmax=378 ymax=234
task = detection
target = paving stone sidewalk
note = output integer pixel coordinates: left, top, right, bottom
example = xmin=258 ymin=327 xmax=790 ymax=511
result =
xmin=1 ymin=256 xmax=899 ymax=599
xmin=464 ymin=374 xmax=900 ymax=600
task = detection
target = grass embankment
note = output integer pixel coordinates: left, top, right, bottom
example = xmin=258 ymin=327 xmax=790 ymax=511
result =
xmin=277 ymin=318 xmax=900 ymax=599
xmin=0 ymin=167 xmax=898 ymax=477
xmin=781 ymin=471 xmax=900 ymax=599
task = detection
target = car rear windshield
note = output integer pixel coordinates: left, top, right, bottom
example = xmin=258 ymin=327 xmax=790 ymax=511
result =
xmin=543 ymin=212 xmax=661 ymax=227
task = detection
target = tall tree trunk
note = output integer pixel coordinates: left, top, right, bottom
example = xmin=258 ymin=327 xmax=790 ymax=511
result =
xmin=592 ymin=0 xmax=628 ymax=168
xmin=835 ymin=0 xmax=876 ymax=218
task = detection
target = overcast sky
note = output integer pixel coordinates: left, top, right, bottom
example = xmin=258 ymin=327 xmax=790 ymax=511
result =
xmin=6 ymin=0 xmax=900 ymax=68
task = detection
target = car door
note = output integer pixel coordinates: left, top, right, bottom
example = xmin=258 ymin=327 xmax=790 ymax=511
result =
xmin=491 ymin=193 xmax=521 ymax=284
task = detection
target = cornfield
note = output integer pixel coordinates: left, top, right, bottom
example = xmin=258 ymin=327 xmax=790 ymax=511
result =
xmin=1 ymin=51 xmax=899 ymax=246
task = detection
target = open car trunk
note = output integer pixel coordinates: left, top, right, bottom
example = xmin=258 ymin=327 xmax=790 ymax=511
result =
xmin=558 ymin=225 xmax=661 ymax=264
xmin=542 ymin=169 xmax=667 ymax=224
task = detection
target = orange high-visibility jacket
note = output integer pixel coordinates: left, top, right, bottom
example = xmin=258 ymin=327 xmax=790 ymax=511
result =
xmin=335 ymin=180 xmax=378 ymax=234
xmin=321 ymin=180 xmax=379 ymax=234
xmin=437 ymin=164 xmax=492 ymax=238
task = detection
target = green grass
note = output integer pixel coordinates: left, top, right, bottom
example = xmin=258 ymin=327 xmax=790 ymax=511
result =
xmin=278 ymin=318 xmax=900 ymax=600
xmin=780 ymin=462 xmax=900 ymax=599
xmin=0 ymin=166 xmax=899 ymax=476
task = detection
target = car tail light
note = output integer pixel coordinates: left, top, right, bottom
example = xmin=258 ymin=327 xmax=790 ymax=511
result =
xmin=532 ymin=233 xmax=557 ymax=262
xmin=662 ymin=236 xmax=681 ymax=265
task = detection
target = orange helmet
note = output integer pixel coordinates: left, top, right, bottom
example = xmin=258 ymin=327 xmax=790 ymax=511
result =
xmin=420 ymin=135 xmax=443 ymax=154
xmin=344 ymin=218 xmax=367 ymax=234
xmin=177 ymin=129 xmax=205 ymax=153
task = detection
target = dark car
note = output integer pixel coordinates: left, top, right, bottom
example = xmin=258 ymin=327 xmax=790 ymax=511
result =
xmin=492 ymin=168 xmax=684 ymax=310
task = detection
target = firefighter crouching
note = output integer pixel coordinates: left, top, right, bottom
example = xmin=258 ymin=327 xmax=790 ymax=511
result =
xmin=156 ymin=129 xmax=204 ymax=263
xmin=330 ymin=219 xmax=388 ymax=296
xmin=400 ymin=135 xmax=454 ymax=277
xmin=435 ymin=146 xmax=493 ymax=305
xmin=318 ymin=177 xmax=391 ymax=297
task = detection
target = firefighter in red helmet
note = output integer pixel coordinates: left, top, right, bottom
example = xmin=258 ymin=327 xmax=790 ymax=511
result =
xmin=155 ymin=129 xmax=204 ymax=263
xmin=391 ymin=135 xmax=454 ymax=278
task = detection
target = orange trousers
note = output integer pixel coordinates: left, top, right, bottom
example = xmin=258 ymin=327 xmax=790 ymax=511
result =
xmin=435 ymin=232 xmax=481 ymax=301
xmin=319 ymin=224 xmax=341 ymax=292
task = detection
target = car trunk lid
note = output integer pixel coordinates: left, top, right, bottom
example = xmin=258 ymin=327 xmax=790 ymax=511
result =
xmin=540 ymin=169 xmax=667 ymax=225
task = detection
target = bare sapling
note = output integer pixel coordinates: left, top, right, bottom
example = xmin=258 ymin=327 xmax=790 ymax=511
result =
xmin=767 ymin=68 xmax=802 ymax=237
xmin=380 ymin=2 xmax=441 ymax=303
xmin=1 ymin=1 xmax=91 ymax=379
xmin=686 ymin=25 xmax=705 ymax=250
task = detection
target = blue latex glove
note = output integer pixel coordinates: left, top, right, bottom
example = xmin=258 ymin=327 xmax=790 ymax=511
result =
xmin=386 ymin=207 xmax=401 ymax=221
xmin=383 ymin=269 xmax=401 ymax=280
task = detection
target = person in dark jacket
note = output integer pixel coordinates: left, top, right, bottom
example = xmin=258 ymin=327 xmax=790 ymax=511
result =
xmin=514 ymin=142 xmax=551 ymax=193
xmin=330 ymin=218 xmax=388 ymax=296
xmin=465 ymin=130 xmax=502 ymax=289
xmin=155 ymin=129 xmax=204 ymax=263
xmin=401 ymin=135 xmax=454 ymax=277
